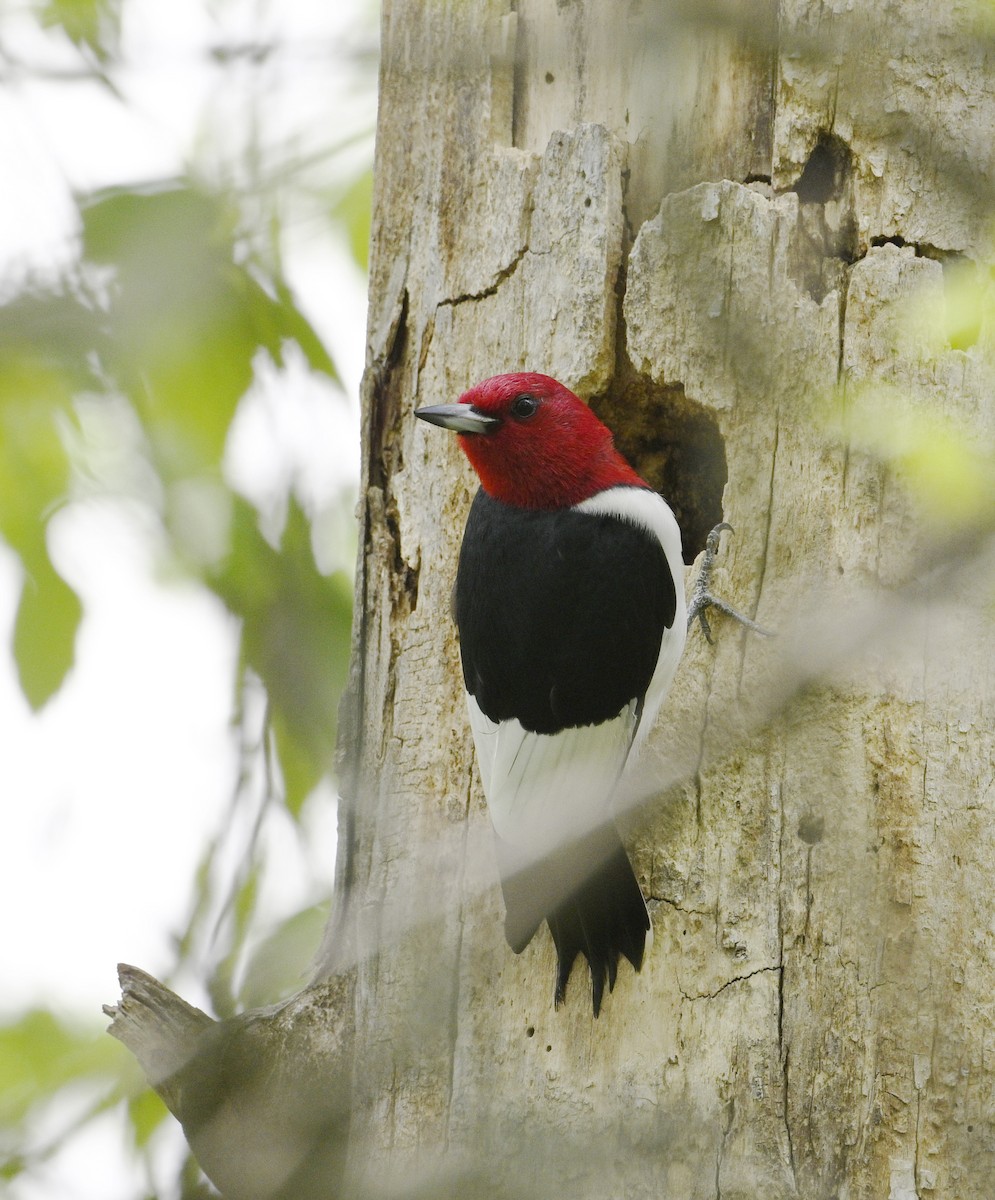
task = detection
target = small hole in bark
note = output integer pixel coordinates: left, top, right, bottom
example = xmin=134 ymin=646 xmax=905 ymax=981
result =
xmin=792 ymin=133 xmax=852 ymax=205
xmin=591 ymin=377 xmax=726 ymax=564
xmin=545 ymin=71 xmax=555 ymax=83
xmin=798 ymin=813 xmax=826 ymax=845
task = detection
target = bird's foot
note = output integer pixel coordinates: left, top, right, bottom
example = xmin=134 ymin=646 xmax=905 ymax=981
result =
xmin=686 ymin=523 xmax=775 ymax=644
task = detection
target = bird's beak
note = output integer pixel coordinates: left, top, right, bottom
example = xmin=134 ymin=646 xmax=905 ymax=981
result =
xmin=415 ymin=404 xmax=500 ymax=435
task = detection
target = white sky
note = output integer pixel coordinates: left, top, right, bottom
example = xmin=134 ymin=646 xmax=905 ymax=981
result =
xmin=0 ymin=1 xmax=374 ymax=1195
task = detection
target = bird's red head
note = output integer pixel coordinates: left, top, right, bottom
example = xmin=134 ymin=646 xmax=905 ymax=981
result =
xmin=416 ymin=372 xmax=646 ymax=510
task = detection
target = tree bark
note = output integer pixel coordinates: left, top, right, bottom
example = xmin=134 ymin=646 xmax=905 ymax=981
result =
xmin=110 ymin=3 xmax=995 ymax=1197
xmin=332 ymin=2 xmax=995 ymax=1196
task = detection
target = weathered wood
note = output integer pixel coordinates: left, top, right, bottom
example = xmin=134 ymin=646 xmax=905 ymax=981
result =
xmin=773 ymin=0 xmax=995 ymax=258
xmin=104 ymin=963 xmax=214 ymax=1117
xmin=106 ymin=964 xmax=354 ymax=1199
xmin=110 ymin=3 xmax=995 ymax=1196
xmin=626 ymin=178 xmax=995 ymax=1197
xmin=333 ymin=2 xmax=995 ymax=1196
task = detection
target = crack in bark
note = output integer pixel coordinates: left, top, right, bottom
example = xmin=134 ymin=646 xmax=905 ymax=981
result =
xmin=868 ymin=234 xmax=954 ymax=261
xmin=649 ymin=895 xmax=713 ymax=917
xmin=778 ymin=975 xmax=799 ymax=1187
xmin=837 ymin=258 xmax=851 ymax=504
xmin=774 ymin=771 xmax=799 ymax=1193
xmin=678 ymin=962 xmax=781 ymax=1003
xmin=836 ymin=256 xmax=850 ymax=388
xmin=438 ymin=243 xmax=529 ymax=308
xmin=321 ymin=287 xmax=411 ymax=973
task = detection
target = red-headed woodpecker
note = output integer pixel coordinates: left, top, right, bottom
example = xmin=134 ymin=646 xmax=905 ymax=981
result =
xmin=416 ymin=372 xmax=754 ymax=1015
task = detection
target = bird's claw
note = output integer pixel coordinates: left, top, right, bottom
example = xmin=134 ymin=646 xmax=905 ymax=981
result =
xmin=704 ymin=520 xmax=733 ymax=557
xmin=686 ymin=523 xmax=775 ymax=643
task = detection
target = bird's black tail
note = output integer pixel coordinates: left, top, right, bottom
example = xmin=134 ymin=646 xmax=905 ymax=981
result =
xmin=497 ymin=826 xmax=650 ymax=1017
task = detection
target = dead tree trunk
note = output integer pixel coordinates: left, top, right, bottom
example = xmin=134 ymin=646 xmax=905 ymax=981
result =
xmin=111 ymin=3 xmax=995 ymax=1197
xmin=336 ymin=2 xmax=995 ymax=1197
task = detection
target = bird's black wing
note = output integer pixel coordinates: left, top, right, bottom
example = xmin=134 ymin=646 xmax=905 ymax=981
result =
xmin=455 ymin=487 xmax=676 ymax=734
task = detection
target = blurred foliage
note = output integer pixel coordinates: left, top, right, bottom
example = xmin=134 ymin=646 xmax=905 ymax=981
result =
xmin=0 ymin=302 xmax=95 ymax=707
xmin=236 ymin=901 xmax=331 ymax=1010
xmin=0 ymin=1008 xmax=152 ymax=1184
xmin=211 ymin=496 xmax=353 ymax=813
xmin=833 ymin=257 xmax=995 ymax=532
xmin=0 ymin=0 xmax=375 ymax=1195
xmin=835 ymin=382 xmax=995 ymax=529
xmin=331 ymin=168 xmax=374 ymax=272
xmin=0 ymin=1010 xmax=120 ymax=1131
xmin=938 ymin=258 xmax=989 ymax=351
xmin=0 ymin=177 xmax=353 ymax=759
xmin=36 ymin=0 xmax=122 ymax=64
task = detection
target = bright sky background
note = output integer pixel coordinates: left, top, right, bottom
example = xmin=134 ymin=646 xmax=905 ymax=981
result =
xmin=0 ymin=1 xmax=374 ymax=1195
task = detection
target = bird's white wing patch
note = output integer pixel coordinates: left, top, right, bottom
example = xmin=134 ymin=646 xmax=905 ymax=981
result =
xmin=468 ymin=694 xmax=638 ymax=853
xmin=575 ymin=486 xmax=684 ymax=582
xmin=576 ymin=486 xmax=688 ymax=748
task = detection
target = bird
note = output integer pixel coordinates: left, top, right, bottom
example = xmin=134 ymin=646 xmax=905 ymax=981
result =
xmin=415 ymin=372 xmax=756 ymax=1015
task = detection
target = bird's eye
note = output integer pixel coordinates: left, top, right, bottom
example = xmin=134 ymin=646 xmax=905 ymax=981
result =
xmin=510 ymin=394 xmax=539 ymax=420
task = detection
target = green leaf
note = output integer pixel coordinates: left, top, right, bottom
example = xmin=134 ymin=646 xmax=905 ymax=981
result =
xmin=126 ymin=1086 xmax=169 ymax=1150
xmin=0 ymin=1010 xmax=119 ymax=1129
xmin=209 ymin=497 xmax=352 ymax=811
xmin=36 ymin=0 xmax=122 ymax=63
xmin=242 ymin=273 xmax=340 ymax=383
xmin=13 ymin=550 xmax=83 ymax=710
xmin=80 ymin=182 xmax=235 ymax=267
xmin=208 ymin=865 xmax=261 ymax=1019
xmin=0 ymin=1155 xmax=26 ymax=1182
xmin=271 ymin=278 xmax=340 ymax=383
xmin=331 ymin=169 xmax=373 ymax=272
xmin=0 ymin=346 xmax=85 ymax=708
xmin=0 ymin=353 xmax=76 ymax=556
xmin=81 ymin=183 xmax=253 ymax=474
xmin=0 ymin=291 xmax=107 ymax=375
xmin=79 ymin=181 xmax=341 ymax=478
xmin=270 ymin=708 xmax=321 ymax=817
xmin=237 ymin=903 xmax=329 ymax=1009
